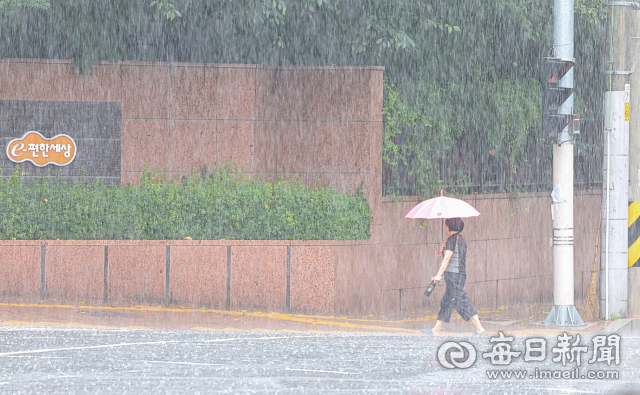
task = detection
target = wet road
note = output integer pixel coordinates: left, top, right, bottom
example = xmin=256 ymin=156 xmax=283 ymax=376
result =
xmin=0 ymin=326 xmax=638 ymax=394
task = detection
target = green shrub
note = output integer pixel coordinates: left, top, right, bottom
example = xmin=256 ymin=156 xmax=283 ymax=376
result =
xmin=0 ymin=164 xmax=371 ymax=240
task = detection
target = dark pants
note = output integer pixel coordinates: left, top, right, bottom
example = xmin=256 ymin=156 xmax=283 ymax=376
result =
xmin=437 ymin=271 xmax=477 ymax=323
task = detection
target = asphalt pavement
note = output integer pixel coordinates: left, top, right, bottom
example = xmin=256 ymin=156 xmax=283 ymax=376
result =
xmin=0 ymin=325 xmax=639 ymax=394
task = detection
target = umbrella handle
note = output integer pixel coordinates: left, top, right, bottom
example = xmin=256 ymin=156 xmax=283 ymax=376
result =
xmin=435 ymin=241 xmax=444 ymax=257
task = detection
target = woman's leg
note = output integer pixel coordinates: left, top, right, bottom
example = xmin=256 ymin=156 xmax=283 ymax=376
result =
xmin=470 ymin=314 xmax=486 ymax=334
xmin=451 ymin=274 xmax=485 ymax=333
xmin=432 ymin=320 xmax=446 ymax=332
xmin=452 ymin=275 xmax=476 ymax=320
xmin=434 ymin=274 xmax=455 ymax=332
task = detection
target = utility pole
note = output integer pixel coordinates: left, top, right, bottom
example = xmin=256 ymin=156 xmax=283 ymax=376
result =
xmin=544 ymin=0 xmax=584 ymax=326
xmin=601 ymin=1 xmax=633 ymax=320
xmin=625 ymin=2 xmax=640 ymax=316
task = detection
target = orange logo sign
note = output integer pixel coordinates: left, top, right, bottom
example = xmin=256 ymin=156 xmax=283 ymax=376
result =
xmin=6 ymin=131 xmax=77 ymax=167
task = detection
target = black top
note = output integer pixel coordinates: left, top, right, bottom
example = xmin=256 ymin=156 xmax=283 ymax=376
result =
xmin=444 ymin=233 xmax=467 ymax=274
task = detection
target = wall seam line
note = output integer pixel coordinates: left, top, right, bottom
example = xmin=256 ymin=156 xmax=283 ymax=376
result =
xmin=253 ymin=65 xmax=257 ymax=175
xmin=226 ymin=245 xmax=231 ymax=311
xmin=40 ymin=244 xmax=46 ymax=302
xmin=286 ymin=245 xmax=291 ymax=313
xmin=165 ymin=245 xmax=171 ymax=308
xmin=103 ymin=245 xmax=109 ymax=305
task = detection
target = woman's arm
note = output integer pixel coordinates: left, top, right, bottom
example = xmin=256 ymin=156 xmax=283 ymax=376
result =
xmin=432 ymin=250 xmax=453 ymax=282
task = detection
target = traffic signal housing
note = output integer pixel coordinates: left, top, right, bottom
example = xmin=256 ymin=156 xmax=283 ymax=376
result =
xmin=542 ymin=57 xmax=575 ymax=139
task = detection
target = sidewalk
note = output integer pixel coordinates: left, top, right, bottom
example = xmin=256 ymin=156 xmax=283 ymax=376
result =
xmin=0 ymin=300 xmax=619 ymax=337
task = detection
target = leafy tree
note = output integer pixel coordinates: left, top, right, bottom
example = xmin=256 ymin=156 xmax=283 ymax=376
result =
xmin=0 ymin=0 xmax=607 ymax=196
xmin=0 ymin=0 xmax=50 ymax=16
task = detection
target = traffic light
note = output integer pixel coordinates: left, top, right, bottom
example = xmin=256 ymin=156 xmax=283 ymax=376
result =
xmin=542 ymin=57 xmax=575 ymax=139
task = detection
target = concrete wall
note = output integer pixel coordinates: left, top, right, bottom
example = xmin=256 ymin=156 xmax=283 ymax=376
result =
xmin=0 ymin=189 xmax=601 ymax=316
xmin=336 ymin=190 xmax=602 ymax=316
xmin=0 ymin=59 xmax=383 ymax=203
xmin=0 ymin=100 xmax=121 ymax=185
xmin=0 ymin=240 xmax=343 ymax=314
xmin=0 ymin=58 xmax=602 ymax=316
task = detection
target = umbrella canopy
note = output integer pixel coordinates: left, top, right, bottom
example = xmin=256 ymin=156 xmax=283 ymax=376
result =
xmin=404 ymin=190 xmax=480 ymax=219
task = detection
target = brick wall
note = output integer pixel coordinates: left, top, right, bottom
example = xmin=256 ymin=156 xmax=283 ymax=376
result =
xmin=0 ymin=59 xmax=383 ymax=203
xmin=0 ymin=240 xmax=342 ymax=314
xmin=338 ymin=191 xmax=602 ymax=316
xmin=0 ymin=58 xmax=602 ymax=316
xmin=0 ymin=189 xmax=601 ymax=316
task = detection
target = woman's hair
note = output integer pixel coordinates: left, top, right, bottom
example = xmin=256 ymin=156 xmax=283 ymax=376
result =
xmin=445 ymin=218 xmax=464 ymax=232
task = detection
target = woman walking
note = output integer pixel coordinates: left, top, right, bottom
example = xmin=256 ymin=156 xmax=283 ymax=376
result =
xmin=430 ymin=217 xmax=485 ymax=335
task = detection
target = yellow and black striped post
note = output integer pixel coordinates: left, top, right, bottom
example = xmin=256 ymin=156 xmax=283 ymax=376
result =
xmin=629 ymin=202 xmax=640 ymax=267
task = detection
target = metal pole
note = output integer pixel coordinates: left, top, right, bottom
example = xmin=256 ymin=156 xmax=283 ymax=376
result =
xmin=607 ymin=130 xmax=611 ymax=321
xmin=627 ymin=5 xmax=640 ymax=316
xmin=600 ymin=2 xmax=630 ymax=320
xmin=602 ymin=91 xmax=629 ymax=320
xmin=545 ymin=0 xmax=585 ymax=326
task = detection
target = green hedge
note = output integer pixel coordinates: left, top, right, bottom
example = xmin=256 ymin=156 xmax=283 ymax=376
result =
xmin=0 ymin=164 xmax=371 ymax=240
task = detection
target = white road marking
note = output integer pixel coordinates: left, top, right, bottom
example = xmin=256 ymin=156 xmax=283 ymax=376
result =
xmin=0 ymin=335 xmax=320 ymax=359
xmin=84 ymin=334 xmax=124 ymax=336
xmin=203 ymin=335 xmax=320 ymax=343
xmin=141 ymin=361 xmax=221 ymax=366
xmin=285 ymin=368 xmax=358 ymax=375
xmin=532 ymin=389 xmax=602 ymax=394
xmin=0 ymin=356 xmax=67 ymax=359
xmin=0 ymin=340 xmax=181 ymax=357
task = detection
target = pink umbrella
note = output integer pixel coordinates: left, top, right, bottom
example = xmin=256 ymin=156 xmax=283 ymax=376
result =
xmin=405 ymin=190 xmax=480 ymax=256
xmin=404 ymin=190 xmax=480 ymax=219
